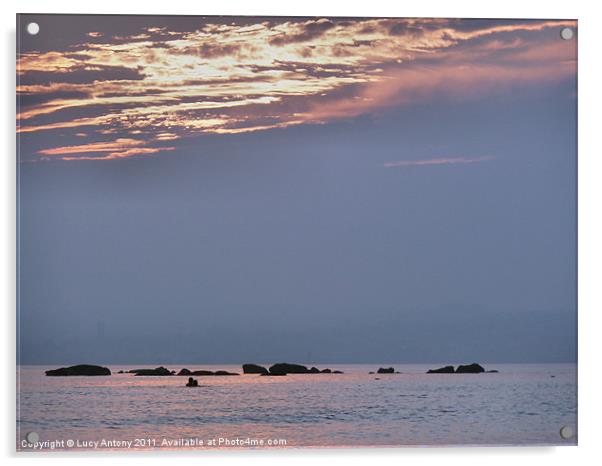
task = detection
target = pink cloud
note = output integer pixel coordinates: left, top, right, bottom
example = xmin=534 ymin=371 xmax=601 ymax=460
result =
xmin=17 ymin=18 xmax=576 ymax=161
xmin=384 ymin=156 xmax=495 ymax=168
xmin=36 ymin=138 xmax=175 ymax=161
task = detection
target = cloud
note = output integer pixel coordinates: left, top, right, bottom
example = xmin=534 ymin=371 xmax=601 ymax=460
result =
xmin=36 ymin=137 xmax=175 ymax=161
xmin=21 ymin=64 xmax=146 ymax=86
xmin=17 ymin=18 xmax=576 ymax=161
xmin=269 ymin=18 xmax=336 ymax=45
xmin=384 ymin=156 xmax=495 ymax=168
xmin=298 ymin=50 xmax=575 ymax=123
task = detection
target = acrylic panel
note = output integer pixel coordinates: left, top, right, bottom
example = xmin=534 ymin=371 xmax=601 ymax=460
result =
xmin=16 ymin=14 xmax=577 ymax=451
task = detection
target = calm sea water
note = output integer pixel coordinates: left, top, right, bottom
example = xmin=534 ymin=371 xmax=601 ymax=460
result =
xmin=17 ymin=363 xmax=577 ymax=450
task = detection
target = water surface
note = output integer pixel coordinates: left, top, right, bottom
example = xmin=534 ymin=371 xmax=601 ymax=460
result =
xmin=17 ymin=363 xmax=577 ymax=450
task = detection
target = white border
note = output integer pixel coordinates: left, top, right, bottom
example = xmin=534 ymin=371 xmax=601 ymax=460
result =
xmin=3 ymin=0 xmax=601 ymax=465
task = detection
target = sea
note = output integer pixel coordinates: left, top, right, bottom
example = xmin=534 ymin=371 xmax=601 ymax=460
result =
xmin=16 ymin=363 xmax=577 ymax=451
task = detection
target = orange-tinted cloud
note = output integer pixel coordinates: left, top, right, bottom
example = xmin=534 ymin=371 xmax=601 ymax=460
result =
xmin=384 ymin=156 xmax=495 ymax=168
xmin=36 ymin=138 xmax=175 ymax=161
xmin=17 ymin=18 xmax=576 ymax=161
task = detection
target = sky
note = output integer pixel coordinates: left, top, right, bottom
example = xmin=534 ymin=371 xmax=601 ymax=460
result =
xmin=17 ymin=15 xmax=577 ymax=364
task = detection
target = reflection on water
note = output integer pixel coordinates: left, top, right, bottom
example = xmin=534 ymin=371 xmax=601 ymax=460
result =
xmin=17 ymin=363 xmax=577 ymax=450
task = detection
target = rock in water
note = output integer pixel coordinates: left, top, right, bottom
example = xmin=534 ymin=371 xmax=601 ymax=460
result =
xmin=45 ymin=364 xmax=111 ymax=376
xmin=427 ymin=365 xmax=455 ymax=374
xmin=132 ymin=366 xmax=174 ymax=376
xmin=269 ymin=363 xmax=310 ymax=375
xmin=456 ymin=363 xmax=485 ymax=373
xmin=242 ymin=364 xmax=269 ymax=375
xmin=377 ymin=367 xmax=395 ymax=374
xmin=183 ymin=369 xmax=240 ymax=376
xmin=177 ymin=368 xmax=192 ymax=376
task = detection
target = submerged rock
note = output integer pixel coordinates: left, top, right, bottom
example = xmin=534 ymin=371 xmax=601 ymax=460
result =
xmin=214 ymin=370 xmax=239 ymax=376
xmin=333 ymin=370 xmax=344 ymax=374
xmin=377 ymin=367 xmax=395 ymax=374
xmin=427 ymin=365 xmax=455 ymax=374
xmin=486 ymin=370 xmax=499 ymax=373
xmin=242 ymin=364 xmax=269 ymax=375
xmin=45 ymin=364 xmax=111 ymax=376
xmin=132 ymin=366 xmax=174 ymax=376
xmin=456 ymin=363 xmax=485 ymax=374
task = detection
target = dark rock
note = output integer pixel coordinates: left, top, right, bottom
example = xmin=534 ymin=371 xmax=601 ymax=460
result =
xmin=427 ymin=365 xmax=455 ymax=374
xmin=486 ymin=370 xmax=499 ymax=373
xmin=456 ymin=363 xmax=485 ymax=374
xmin=242 ymin=364 xmax=269 ymax=375
xmin=368 ymin=371 xmax=375 ymax=374
xmin=308 ymin=366 xmax=320 ymax=374
xmin=214 ymin=370 xmax=239 ymax=376
xmin=45 ymin=364 xmax=111 ymax=376
xmin=186 ymin=377 xmax=198 ymax=387
xmin=269 ymin=363 xmax=309 ymax=375
xmin=377 ymin=367 xmax=395 ymax=374
xmin=321 ymin=368 xmax=332 ymax=373
xmin=177 ymin=368 xmax=192 ymax=376
xmin=333 ymin=370 xmax=344 ymax=374
xmin=186 ymin=369 xmax=239 ymax=376
xmin=117 ymin=370 xmax=125 ymax=374
xmin=132 ymin=366 xmax=173 ymax=376
xmin=261 ymin=372 xmax=286 ymax=376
